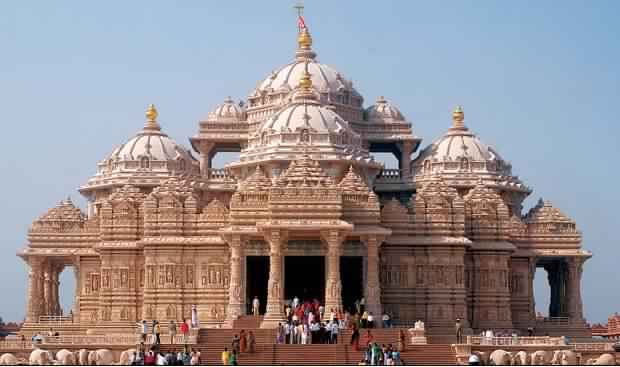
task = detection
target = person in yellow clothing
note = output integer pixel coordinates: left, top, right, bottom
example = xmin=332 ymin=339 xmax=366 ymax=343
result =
xmin=154 ymin=322 xmax=162 ymax=345
xmin=221 ymin=347 xmax=231 ymax=365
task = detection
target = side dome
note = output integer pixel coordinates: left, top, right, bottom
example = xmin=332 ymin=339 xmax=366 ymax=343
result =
xmin=207 ymin=96 xmax=246 ymax=122
xmin=80 ymin=104 xmax=199 ymax=199
xmin=412 ymin=106 xmax=530 ymax=213
xmin=366 ymin=96 xmax=405 ymax=122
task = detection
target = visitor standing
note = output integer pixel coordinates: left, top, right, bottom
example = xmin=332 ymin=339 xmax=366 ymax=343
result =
xmin=252 ymin=296 xmax=260 ymax=316
xmin=191 ymin=305 xmax=199 ymax=328
xmin=248 ymin=330 xmax=256 ymax=353
xmin=330 ymin=320 xmax=339 ymax=344
xmin=367 ymin=312 xmax=375 ymax=328
xmin=382 ymin=312 xmax=391 ymax=328
xmin=361 ymin=311 xmax=369 ymax=328
xmin=319 ymin=304 xmax=325 ymax=321
xmin=229 ymin=350 xmax=238 ymax=366
xmin=398 ymin=329 xmax=406 ymax=352
xmin=180 ymin=318 xmax=189 ymax=345
xmin=455 ymin=318 xmax=463 ymax=344
xmin=350 ymin=324 xmax=360 ymax=351
xmin=221 ymin=347 xmax=230 ymax=366
xmin=360 ymin=297 xmax=366 ymax=314
xmin=301 ymin=323 xmax=308 ymax=345
xmin=239 ymin=329 xmax=247 ymax=353
xmin=293 ymin=296 xmax=300 ymax=309
xmin=139 ymin=320 xmax=148 ymax=342
xmin=276 ymin=323 xmax=284 ymax=344
xmin=169 ymin=320 xmax=177 ymax=345
xmin=231 ymin=334 xmax=240 ymax=355
xmin=154 ymin=321 xmax=161 ymax=345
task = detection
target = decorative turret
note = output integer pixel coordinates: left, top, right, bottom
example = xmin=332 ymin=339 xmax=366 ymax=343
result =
xmin=450 ymin=105 xmax=466 ymax=132
xmin=296 ymin=24 xmax=316 ymax=60
xmin=144 ymin=103 xmax=161 ymax=132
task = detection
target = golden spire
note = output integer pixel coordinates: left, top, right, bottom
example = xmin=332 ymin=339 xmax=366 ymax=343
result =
xmin=299 ymin=68 xmax=313 ymax=91
xmin=451 ymin=105 xmax=466 ymax=130
xmin=144 ymin=103 xmax=161 ymax=132
xmin=146 ymin=104 xmax=158 ymax=122
xmin=298 ymin=27 xmax=312 ymax=50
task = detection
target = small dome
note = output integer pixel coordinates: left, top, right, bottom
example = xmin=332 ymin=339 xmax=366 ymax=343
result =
xmin=413 ymin=106 xmax=529 ymax=198
xmin=260 ymin=99 xmax=350 ymax=135
xmin=80 ymin=105 xmax=199 ymax=196
xmin=366 ymin=96 xmax=405 ymax=122
xmin=208 ymin=97 xmax=245 ymax=121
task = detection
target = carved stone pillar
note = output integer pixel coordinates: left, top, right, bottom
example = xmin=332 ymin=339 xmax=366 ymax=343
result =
xmin=26 ymin=257 xmax=44 ymax=323
xmin=261 ymin=230 xmax=286 ymax=328
xmin=225 ymin=235 xmax=244 ymax=324
xmin=324 ymin=230 xmax=343 ymax=314
xmin=363 ymin=235 xmax=382 ymax=322
xmin=73 ymin=259 xmax=81 ymax=320
xmin=43 ymin=261 xmax=52 ymax=316
xmin=529 ymin=258 xmax=537 ymax=321
xmin=52 ymin=265 xmax=61 ymax=316
xmin=200 ymin=142 xmax=215 ymax=178
xmin=567 ymin=257 xmax=585 ymax=323
xmin=400 ymin=141 xmax=414 ymax=180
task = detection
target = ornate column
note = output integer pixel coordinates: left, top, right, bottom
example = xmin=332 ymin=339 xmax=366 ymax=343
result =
xmin=225 ymin=235 xmax=244 ymax=324
xmin=363 ymin=235 xmax=383 ymax=322
xmin=25 ymin=257 xmax=44 ymax=323
xmin=324 ymin=230 xmax=343 ymax=313
xmin=528 ymin=258 xmax=537 ymax=322
xmin=43 ymin=261 xmax=52 ymax=316
xmin=73 ymin=257 xmax=81 ymax=321
xmin=52 ymin=265 xmax=61 ymax=315
xmin=567 ymin=257 xmax=585 ymax=323
xmin=261 ymin=230 xmax=286 ymax=328
xmin=199 ymin=142 xmax=215 ymax=178
xmin=400 ymin=141 xmax=414 ymax=180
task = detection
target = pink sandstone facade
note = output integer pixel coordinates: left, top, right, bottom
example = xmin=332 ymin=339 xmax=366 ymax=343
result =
xmin=17 ymin=23 xmax=591 ymax=338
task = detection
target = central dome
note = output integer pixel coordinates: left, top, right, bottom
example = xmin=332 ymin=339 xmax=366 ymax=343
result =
xmin=246 ymin=26 xmax=364 ymax=126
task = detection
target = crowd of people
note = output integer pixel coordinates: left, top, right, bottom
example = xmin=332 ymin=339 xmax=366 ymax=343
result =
xmin=358 ymin=343 xmax=404 ymax=366
xmin=221 ymin=330 xmax=256 ymax=365
xmin=130 ymin=347 xmax=201 ymax=366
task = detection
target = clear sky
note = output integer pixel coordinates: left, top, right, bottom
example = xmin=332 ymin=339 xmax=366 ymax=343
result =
xmin=0 ymin=1 xmax=618 ymax=324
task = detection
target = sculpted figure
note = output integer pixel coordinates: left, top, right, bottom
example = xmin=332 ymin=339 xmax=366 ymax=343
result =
xmin=29 ymin=349 xmax=53 ymax=366
xmin=489 ymin=349 xmax=512 ymax=366
xmin=77 ymin=349 xmax=88 ymax=365
xmin=593 ymin=354 xmax=616 ymax=365
xmin=0 ymin=354 xmax=18 ymax=366
xmin=56 ymin=349 xmax=75 ymax=365
xmin=119 ymin=349 xmax=137 ymax=365
xmin=88 ymin=349 xmax=114 ymax=366
xmin=512 ymin=350 xmax=530 ymax=366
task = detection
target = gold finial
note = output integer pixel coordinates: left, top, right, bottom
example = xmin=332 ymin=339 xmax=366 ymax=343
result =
xmin=146 ymin=104 xmax=158 ymax=122
xmin=298 ymin=27 xmax=312 ymax=50
xmin=299 ymin=68 xmax=313 ymax=90
xmin=452 ymin=105 xmax=465 ymax=129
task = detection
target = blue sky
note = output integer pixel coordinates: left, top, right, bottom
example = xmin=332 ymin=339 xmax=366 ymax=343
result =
xmin=0 ymin=1 xmax=618 ymax=323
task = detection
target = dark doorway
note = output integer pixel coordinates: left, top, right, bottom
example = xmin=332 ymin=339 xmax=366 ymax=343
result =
xmin=285 ymin=256 xmax=325 ymax=303
xmin=246 ymin=256 xmax=269 ymax=315
xmin=341 ymin=256 xmax=364 ymax=313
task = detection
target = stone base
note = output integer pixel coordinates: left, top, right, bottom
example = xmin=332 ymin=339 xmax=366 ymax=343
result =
xmin=260 ymin=313 xmax=285 ymax=329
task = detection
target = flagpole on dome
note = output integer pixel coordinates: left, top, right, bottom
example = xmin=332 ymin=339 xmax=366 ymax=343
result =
xmin=294 ymin=2 xmax=305 ymax=32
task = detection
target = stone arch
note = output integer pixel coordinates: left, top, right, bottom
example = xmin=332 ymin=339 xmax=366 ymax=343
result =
xmin=139 ymin=156 xmax=150 ymax=169
xmin=166 ymin=304 xmax=177 ymax=320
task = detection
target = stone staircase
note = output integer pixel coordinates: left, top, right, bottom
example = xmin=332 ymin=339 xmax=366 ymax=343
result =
xmin=232 ymin=315 xmax=264 ymax=330
xmin=160 ymin=326 xmax=456 ymax=365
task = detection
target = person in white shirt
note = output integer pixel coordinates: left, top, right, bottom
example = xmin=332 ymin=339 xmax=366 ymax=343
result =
xmin=329 ymin=321 xmax=339 ymax=344
xmin=301 ymin=324 xmax=308 ymax=344
xmin=252 ymin=296 xmax=260 ymax=316
xmin=367 ymin=313 xmax=375 ymax=328
xmin=293 ymin=296 xmax=300 ymax=310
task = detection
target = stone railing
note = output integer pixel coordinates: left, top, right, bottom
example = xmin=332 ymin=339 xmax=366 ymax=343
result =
xmin=40 ymin=333 xmax=197 ymax=346
xmin=208 ymin=168 xmax=235 ymax=181
xmin=38 ymin=315 xmax=74 ymax=324
xmin=570 ymin=342 xmax=615 ymax=352
xmin=376 ymin=169 xmax=403 ymax=183
xmin=0 ymin=338 xmax=31 ymax=349
xmin=536 ymin=316 xmax=570 ymax=325
xmin=466 ymin=335 xmax=567 ymax=346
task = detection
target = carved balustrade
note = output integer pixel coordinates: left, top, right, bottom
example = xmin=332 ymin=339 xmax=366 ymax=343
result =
xmin=376 ymin=169 xmax=402 ymax=183
xmin=466 ymin=335 xmax=566 ymax=346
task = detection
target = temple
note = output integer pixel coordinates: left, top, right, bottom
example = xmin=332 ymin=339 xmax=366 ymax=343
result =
xmin=17 ymin=18 xmax=592 ymax=338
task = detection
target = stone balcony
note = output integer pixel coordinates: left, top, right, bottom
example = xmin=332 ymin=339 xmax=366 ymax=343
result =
xmin=374 ymin=169 xmax=415 ymax=192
